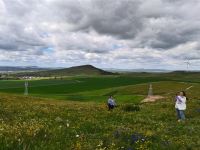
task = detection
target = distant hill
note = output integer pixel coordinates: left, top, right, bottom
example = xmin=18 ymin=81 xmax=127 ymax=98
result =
xmin=0 ymin=66 xmax=51 ymax=73
xmin=15 ymin=65 xmax=115 ymax=77
xmin=104 ymin=68 xmax=171 ymax=73
xmin=170 ymin=70 xmax=200 ymax=74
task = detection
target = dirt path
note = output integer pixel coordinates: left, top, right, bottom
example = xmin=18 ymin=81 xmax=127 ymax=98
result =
xmin=142 ymin=85 xmax=194 ymax=103
xmin=164 ymin=85 xmax=194 ymax=96
xmin=185 ymin=85 xmax=193 ymax=91
xmin=141 ymin=95 xmax=165 ymax=103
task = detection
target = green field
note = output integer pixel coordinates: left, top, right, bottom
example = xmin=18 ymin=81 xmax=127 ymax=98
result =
xmin=0 ymin=74 xmax=200 ymax=103
xmin=0 ymin=74 xmax=200 ymax=149
xmin=0 ymin=75 xmax=166 ymax=103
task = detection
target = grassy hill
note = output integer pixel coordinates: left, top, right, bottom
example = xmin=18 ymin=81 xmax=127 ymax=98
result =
xmin=0 ymin=93 xmax=200 ymax=150
xmin=15 ymin=65 xmax=115 ymax=77
xmin=1 ymin=73 xmax=200 ymax=149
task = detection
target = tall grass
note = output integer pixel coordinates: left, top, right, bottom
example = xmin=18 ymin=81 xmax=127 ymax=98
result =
xmin=0 ymin=93 xmax=200 ymax=149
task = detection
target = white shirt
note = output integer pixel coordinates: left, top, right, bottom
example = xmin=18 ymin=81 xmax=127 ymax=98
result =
xmin=108 ymin=98 xmax=116 ymax=106
xmin=175 ymin=96 xmax=186 ymax=110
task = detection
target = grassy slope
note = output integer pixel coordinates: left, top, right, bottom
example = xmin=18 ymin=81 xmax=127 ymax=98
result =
xmin=1 ymin=77 xmax=200 ymax=103
xmin=0 ymin=94 xmax=200 ymax=150
xmin=1 ymin=73 xmax=200 ymax=149
xmin=0 ymin=76 xmax=165 ymax=102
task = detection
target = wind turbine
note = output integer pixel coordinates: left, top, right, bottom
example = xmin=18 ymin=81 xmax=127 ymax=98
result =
xmin=184 ymin=58 xmax=191 ymax=72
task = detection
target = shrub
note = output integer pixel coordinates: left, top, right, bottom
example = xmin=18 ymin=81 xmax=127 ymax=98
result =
xmin=122 ymin=104 xmax=141 ymax=112
xmin=161 ymin=104 xmax=167 ymax=108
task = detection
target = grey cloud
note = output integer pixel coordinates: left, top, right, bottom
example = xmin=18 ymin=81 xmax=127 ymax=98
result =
xmin=59 ymin=0 xmax=200 ymax=49
xmin=2 ymin=0 xmax=200 ymax=51
xmin=58 ymin=0 xmax=142 ymax=39
xmin=1 ymin=0 xmax=200 ymax=69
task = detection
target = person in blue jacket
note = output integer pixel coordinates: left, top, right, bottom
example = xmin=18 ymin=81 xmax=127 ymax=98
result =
xmin=107 ymin=96 xmax=116 ymax=110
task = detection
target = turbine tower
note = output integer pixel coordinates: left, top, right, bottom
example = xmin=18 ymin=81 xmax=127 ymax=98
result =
xmin=24 ymin=81 xmax=29 ymax=95
xmin=184 ymin=59 xmax=191 ymax=72
xmin=148 ymin=83 xmax=153 ymax=97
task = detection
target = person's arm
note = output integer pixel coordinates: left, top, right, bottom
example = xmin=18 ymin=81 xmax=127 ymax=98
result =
xmin=113 ymin=99 xmax=116 ymax=106
xmin=176 ymin=96 xmax=182 ymax=103
xmin=177 ymin=96 xmax=186 ymax=103
xmin=175 ymin=96 xmax=178 ymax=101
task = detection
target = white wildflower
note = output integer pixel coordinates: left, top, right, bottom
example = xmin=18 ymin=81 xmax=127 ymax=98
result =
xmin=76 ymin=134 xmax=79 ymax=138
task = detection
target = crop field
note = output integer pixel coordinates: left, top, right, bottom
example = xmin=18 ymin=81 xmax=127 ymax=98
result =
xmin=0 ymin=76 xmax=166 ymax=103
xmin=0 ymin=74 xmax=200 ymax=149
xmin=0 ymin=74 xmax=200 ymax=103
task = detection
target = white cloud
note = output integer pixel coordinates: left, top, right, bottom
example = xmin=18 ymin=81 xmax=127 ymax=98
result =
xmin=0 ymin=0 xmax=200 ymax=70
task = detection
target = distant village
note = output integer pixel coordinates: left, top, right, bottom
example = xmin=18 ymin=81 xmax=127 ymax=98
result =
xmin=0 ymin=73 xmax=37 ymax=80
xmin=0 ymin=72 xmax=64 ymax=80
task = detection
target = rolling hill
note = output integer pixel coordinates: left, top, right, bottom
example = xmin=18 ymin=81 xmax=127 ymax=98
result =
xmin=15 ymin=65 xmax=115 ymax=77
xmin=0 ymin=66 xmax=51 ymax=73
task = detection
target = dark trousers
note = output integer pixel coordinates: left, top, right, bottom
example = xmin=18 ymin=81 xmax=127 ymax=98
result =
xmin=108 ymin=104 xmax=114 ymax=110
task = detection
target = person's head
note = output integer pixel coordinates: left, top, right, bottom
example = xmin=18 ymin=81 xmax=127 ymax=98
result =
xmin=109 ymin=96 xmax=113 ymax=99
xmin=180 ymin=91 xmax=186 ymax=97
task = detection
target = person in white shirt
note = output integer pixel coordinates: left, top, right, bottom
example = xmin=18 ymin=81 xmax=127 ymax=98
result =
xmin=175 ymin=91 xmax=187 ymax=122
xmin=107 ymin=96 xmax=116 ymax=110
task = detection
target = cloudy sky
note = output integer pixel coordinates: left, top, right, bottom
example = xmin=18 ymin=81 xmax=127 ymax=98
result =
xmin=0 ymin=0 xmax=200 ymax=70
